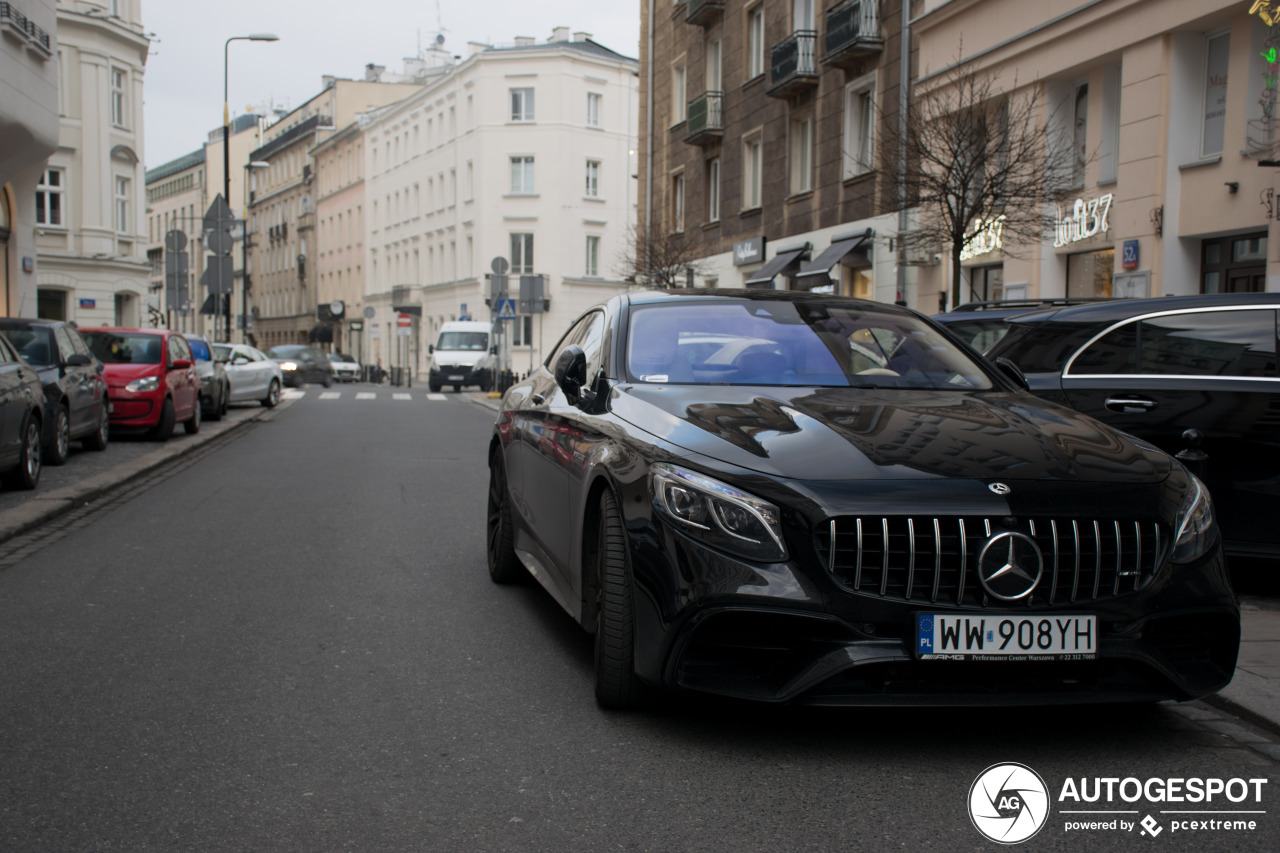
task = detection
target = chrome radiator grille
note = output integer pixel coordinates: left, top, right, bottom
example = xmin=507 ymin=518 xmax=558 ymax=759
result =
xmin=819 ymin=516 xmax=1165 ymax=607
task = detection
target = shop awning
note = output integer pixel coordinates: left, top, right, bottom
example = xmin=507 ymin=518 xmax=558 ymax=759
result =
xmin=795 ymin=230 xmax=873 ymax=285
xmin=308 ymin=324 xmax=334 ymax=343
xmin=744 ymin=246 xmax=809 ymax=288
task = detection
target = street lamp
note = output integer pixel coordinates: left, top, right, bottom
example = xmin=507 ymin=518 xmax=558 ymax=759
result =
xmin=223 ymin=32 xmax=278 ymax=341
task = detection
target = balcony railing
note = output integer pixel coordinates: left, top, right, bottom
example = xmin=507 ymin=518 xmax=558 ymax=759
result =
xmin=684 ymin=91 xmax=723 ymax=145
xmin=767 ymin=31 xmax=819 ymax=98
xmin=685 ymin=0 xmax=724 ymax=26
xmin=823 ymin=0 xmax=884 ymax=69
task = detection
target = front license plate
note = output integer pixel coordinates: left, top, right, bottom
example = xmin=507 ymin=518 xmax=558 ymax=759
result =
xmin=448 ymin=375 xmax=464 ymax=381
xmin=917 ymin=613 xmax=1096 ymax=661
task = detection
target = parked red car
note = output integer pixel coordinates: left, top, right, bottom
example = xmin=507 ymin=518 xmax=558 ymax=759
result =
xmin=81 ymin=328 xmax=201 ymax=440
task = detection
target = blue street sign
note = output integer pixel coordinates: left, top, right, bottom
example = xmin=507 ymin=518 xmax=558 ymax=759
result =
xmin=496 ymin=298 xmax=517 ymax=320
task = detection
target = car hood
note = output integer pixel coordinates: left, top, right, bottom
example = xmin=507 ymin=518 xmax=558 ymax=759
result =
xmin=610 ymin=385 xmax=1171 ymax=484
xmin=100 ymin=363 xmax=163 ymax=386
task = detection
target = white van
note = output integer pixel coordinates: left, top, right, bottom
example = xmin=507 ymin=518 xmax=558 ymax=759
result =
xmin=428 ymin=320 xmax=496 ymax=392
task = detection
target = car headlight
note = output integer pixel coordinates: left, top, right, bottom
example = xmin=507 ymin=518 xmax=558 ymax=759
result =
xmin=651 ymin=463 xmax=788 ymax=562
xmin=1171 ymin=472 xmax=1216 ymax=563
xmin=125 ymin=376 xmax=159 ymax=393
xmin=280 ymin=361 xmax=298 ymax=371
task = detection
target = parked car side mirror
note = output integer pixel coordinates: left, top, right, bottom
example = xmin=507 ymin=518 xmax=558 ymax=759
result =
xmin=554 ymin=345 xmax=587 ymax=406
xmin=993 ymin=357 xmax=1029 ymax=391
xmin=171 ymin=358 xmax=192 ymax=370
xmin=65 ymin=353 xmax=91 ymax=367
xmin=232 ymin=355 xmax=250 ymax=365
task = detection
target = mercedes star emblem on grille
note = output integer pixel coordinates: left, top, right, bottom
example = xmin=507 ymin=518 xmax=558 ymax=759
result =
xmin=977 ymin=532 xmax=1044 ymax=601
xmin=988 ymin=482 xmax=1011 ymax=495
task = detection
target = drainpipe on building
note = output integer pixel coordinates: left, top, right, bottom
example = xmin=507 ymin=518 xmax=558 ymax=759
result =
xmin=644 ymin=0 xmax=655 ymax=281
xmin=896 ymin=0 xmax=911 ymax=308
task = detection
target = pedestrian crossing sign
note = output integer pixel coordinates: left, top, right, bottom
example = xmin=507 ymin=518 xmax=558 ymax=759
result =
xmin=496 ymin=298 xmax=517 ymax=320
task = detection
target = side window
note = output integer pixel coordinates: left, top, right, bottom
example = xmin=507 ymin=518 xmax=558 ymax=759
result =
xmin=1138 ymin=310 xmax=1277 ymax=377
xmin=1068 ymin=322 xmax=1139 ymax=375
xmin=54 ymin=326 xmax=77 ymax=361
xmin=545 ymin=314 xmax=594 ymax=370
xmin=0 ymin=338 xmax=13 ymax=364
xmin=579 ymin=312 xmax=607 ymax=380
xmin=66 ymin=326 xmax=91 ymax=356
xmin=171 ymin=336 xmax=192 ymax=362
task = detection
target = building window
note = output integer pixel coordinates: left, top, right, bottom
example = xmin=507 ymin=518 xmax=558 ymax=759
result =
xmin=671 ymin=173 xmax=685 ymax=233
xmin=585 ymin=160 xmax=601 ymax=197
xmin=36 ymin=168 xmax=64 ymax=226
xmin=510 ymin=88 xmax=535 ymax=122
xmin=672 ymin=60 xmax=687 ymax=124
xmin=794 ymin=0 xmax=816 ymax=29
xmin=510 ymin=233 xmax=534 ymax=274
xmin=509 ymin=156 xmax=535 ymax=194
xmin=512 ymin=315 xmax=534 ymax=347
xmin=587 ymin=92 xmax=602 ymax=127
xmin=706 ymin=157 xmax=720 ymax=223
xmin=1201 ymin=31 xmax=1229 ymax=158
xmin=706 ymin=38 xmax=721 ymax=92
xmin=1099 ymin=66 xmax=1121 ymax=183
xmin=743 ymin=134 xmax=762 ymax=210
xmin=111 ymin=68 xmax=127 ymax=127
xmin=1072 ymin=81 xmax=1089 ymax=187
xmin=114 ymin=176 xmax=131 ymax=233
xmin=747 ymin=5 xmax=765 ymax=79
xmin=585 ymin=235 xmax=600 ymax=277
xmin=844 ymin=76 xmax=875 ymax=178
xmin=790 ymin=116 xmax=812 ymax=194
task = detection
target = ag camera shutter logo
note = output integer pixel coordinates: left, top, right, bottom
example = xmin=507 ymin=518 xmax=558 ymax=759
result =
xmin=969 ymin=763 xmax=1050 ymax=844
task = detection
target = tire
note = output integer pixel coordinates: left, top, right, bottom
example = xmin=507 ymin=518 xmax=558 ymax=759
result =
xmin=428 ymin=379 xmax=441 ymax=393
xmin=184 ymin=396 xmax=202 ymax=435
xmin=486 ymin=450 xmax=525 ymax=584
xmin=453 ymin=384 xmax=462 ymax=393
xmin=220 ymin=383 xmax=229 ymax=417
xmin=261 ymin=379 xmax=280 ymax=408
xmin=479 ymin=372 xmax=493 ymax=393
xmin=206 ymin=386 xmax=225 ymax=422
xmin=44 ymin=404 xmax=70 ymax=466
xmin=82 ymin=401 xmax=109 ymax=452
xmin=2 ymin=414 xmax=41 ymax=490
xmin=321 ymin=373 xmax=333 ymax=388
xmin=151 ymin=398 xmax=175 ymax=441
xmin=594 ymin=490 xmax=646 ymax=710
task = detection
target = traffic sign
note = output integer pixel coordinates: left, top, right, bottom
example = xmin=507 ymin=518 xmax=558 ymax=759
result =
xmin=396 ymin=313 xmax=413 ymax=327
xmin=202 ymin=195 xmax=233 ymax=232
xmin=496 ymin=298 xmax=517 ymax=320
xmin=164 ymin=229 xmax=187 ymax=253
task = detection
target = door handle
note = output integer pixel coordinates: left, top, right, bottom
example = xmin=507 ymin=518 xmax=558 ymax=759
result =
xmin=1104 ymin=396 xmax=1157 ymax=414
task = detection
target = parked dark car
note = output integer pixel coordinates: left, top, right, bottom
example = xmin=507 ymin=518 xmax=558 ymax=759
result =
xmin=0 ymin=318 xmax=109 ymax=464
xmin=487 ymin=290 xmax=1238 ymax=709
xmin=985 ymin=292 xmax=1280 ymax=559
xmin=184 ymin=334 xmax=230 ymax=421
xmin=0 ymin=334 xmax=45 ymax=489
xmin=81 ymin=328 xmax=201 ymax=440
xmin=933 ymin=298 xmax=1111 ymax=353
xmin=266 ymin=345 xmax=333 ymax=388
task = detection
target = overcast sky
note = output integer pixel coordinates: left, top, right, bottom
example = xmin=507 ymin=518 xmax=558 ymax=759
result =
xmin=142 ymin=0 xmax=641 ymax=169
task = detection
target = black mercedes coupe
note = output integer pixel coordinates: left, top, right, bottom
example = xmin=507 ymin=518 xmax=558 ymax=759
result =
xmin=486 ymin=290 xmax=1239 ymax=709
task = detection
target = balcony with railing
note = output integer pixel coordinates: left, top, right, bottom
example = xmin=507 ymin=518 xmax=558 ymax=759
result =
xmin=684 ymin=91 xmax=723 ymax=146
xmin=685 ymin=0 xmax=724 ymax=26
xmin=767 ymin=31 xmax=819 ymax=98
xmin=822 ymin=0 xmax=884 ymax=69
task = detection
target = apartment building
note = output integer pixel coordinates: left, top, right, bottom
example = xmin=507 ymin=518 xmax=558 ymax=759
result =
xmin=247 ymin=77 xmax=418 ymax=350
xmin=360 ymin=29 xmax=639 ymax=377
xmin=639 ymin=1 xmax=914 ymax=303
xmin=912 ymin=0 xmax=1278 ymax=303
xmin=311 ymin=121 xmax=367 ymax=358
xmin=35 ymin=0 xmax=149 ymax=325
xmin=0 ymin=0 xmax=58 ymax=318
xmin=144 ymin=148 xmax=204 ymax=329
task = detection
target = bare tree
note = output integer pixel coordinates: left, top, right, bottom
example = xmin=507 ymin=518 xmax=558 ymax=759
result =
xmin=882 ymin=58 xmax=1076 ymax=307
xmin=619 ymin=225 xmax=709 ymax=290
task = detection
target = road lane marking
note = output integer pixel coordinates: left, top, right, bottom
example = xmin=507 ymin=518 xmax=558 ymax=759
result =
xmin=282 ymin=389 xmax=306 ymax=400
xmin=319 ymin=392 xmax=341 ymax=400
xmin=356 ymin=392 xmax=377 ymax=400
xmin=426 ymin=393 xmax=447 ymax=401
xmin=393 ymin=393 xmax=412 ymax=400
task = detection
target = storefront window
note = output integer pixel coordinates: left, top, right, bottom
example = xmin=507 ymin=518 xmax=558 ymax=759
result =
xmin=1066 ymin=249 xmax=1114 ymax=298
xmin=967 ymin=265 xmax=1004 ymax=302
xmin=1202 ymin=233 xmax=1266 ymax=293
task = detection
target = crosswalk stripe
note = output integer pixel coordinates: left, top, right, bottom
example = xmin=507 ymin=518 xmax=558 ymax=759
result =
xmin=318 ymin=392 xmax=341 ymax=400
xmin=426 ymin=393 xmax=447 ymax=401
xmin=356 ymin=392 xmax=377 ymax=400
xmin=393 ymin=393 xmax=412 ymax=400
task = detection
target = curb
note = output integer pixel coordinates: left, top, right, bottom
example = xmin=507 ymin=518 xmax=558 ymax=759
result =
xmin=0 ymin=402 xmax=278 ymax=546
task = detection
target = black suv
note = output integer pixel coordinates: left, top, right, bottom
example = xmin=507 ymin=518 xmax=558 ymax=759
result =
xmin=985 ymin=293 xmax=1280 ymax=558
xmin=0 ymin=318 xmax=109 ymax=465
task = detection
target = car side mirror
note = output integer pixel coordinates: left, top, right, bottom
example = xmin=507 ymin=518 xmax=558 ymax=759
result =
xmin=428 ymin=344 xmax=434 ymax=354
xmin=232 ymin=355 xmax=250 ymax=365
xmin=171 ymin=358 xmax=192 ymax=370
xmin=554 ymin=344 xmax=587 ymax=406
xmin=993 ymin=357 xmax=1029 ymax=391
xmin=65 ymin=353 xmax=91 ymax=367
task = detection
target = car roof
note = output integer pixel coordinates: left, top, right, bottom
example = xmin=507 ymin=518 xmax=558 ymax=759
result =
xmin=621 ymin=288 xmax=919 ymax=318
xmin=83 ymin=326 xmax=166 ymax=335
xmin=1005 ymin=292 xmax=1280 ymax=326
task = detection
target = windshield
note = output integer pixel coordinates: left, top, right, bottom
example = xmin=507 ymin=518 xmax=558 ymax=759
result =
xmin=267 ymin=346 xmax=308 ymax=359
xmin=82 ymin=332 xmax=164 ymax=365
xmin=436 ymin=331 xmax=488 ymax=351
xmin=187 ymin=338 xmax=212 ymax=361
xmin=1 ymin=328 xmax=56 ymax=366
xmin=328 ymin=353 xmax=355 ymax=363
xmin=626 ymin=301 xmax=994 ymax=390
xmin=213 ymin=345 xmax=233 ymax=360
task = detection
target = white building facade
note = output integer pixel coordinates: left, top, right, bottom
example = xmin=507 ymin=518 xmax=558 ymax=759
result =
xmin=360 ymin=29 xmax=639 ymax=379
xmin=36 ymin=0 xmax=149 ymax=325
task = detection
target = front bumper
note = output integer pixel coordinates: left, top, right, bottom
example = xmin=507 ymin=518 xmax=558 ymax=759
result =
xmin=430 ymin=365 xmax=487 ymax=386
xmin=630 ymin=523 xmax=1240 ymax=706
xmin=106 ymin=389 xmax=160 ymax=427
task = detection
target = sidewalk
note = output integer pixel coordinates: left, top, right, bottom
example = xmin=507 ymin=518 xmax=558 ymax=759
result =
xmin=2 ymin=388 xmax=1277 ymax=734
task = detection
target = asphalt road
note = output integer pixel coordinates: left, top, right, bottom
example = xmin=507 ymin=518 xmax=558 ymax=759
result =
xmin=0 ymin=389 xmax=1276 ymax=851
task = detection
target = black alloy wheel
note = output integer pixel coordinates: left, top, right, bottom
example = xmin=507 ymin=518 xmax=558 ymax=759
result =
xmin=152 ymin=398 xmax=176 ymax=441
xmin=45 ymin=404 xmax=70 ymax=466
xmin=184 ymin=398 xmax=202 ymax=435
xmin=486 ymin=450 xmax=524 ymax=584
xmin=261 ymin=379 xmax=280 ymax=408
xmin=3 ymin=414 xmax=42 ymax=490
xmin=83 ymin=401 xmax=109 ymax=451
xmin=594 ymin=490 xmax=646 ymax=710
